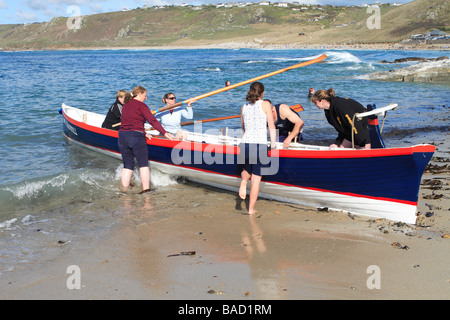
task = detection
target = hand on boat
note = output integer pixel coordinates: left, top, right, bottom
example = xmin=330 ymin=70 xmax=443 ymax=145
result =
xmin=164 ymin=132 xmax=175 ymax=140
xmin=145 ymin=133 xmax=152 ymax=140
xmin=283 ymin=137 xmax=292 ymax=149
xmin=329 ymin=144 xmax=339 ymax=150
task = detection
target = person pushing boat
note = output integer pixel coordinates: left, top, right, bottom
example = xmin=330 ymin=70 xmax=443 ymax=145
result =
xmin=311 ymin=88 xmax=370 ymax=149
xmin=238 ymin=82 xmax=277 ymax=215
xmin=265 ymin=99 xmax=304 ymax=148
xmin=118 ymin=86 xmax=174 ymax=193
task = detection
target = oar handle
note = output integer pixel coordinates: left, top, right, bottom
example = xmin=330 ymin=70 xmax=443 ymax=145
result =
xmin=152 ymin=54 xmax=326 ymax=114
xmin=180 ymin=104 xmax=304 ymax=126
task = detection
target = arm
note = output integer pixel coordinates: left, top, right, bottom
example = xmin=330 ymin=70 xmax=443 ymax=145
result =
xmin=240 ymin=106 xmax=245 ymax=135
xmin=262 ymin=100 xmax=276 ymax=149
xmin=279 ymin=104 xmax=304 ymax=148
xmin=142 ymin=105 xmax=170 ymax=137
xmin=180 ymin=101 xmax=194 ymax=120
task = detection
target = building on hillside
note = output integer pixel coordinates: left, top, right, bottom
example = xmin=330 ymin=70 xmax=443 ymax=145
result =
xmin=410 ymin=30 xmax=449 ymax=41
xmin=428 ymin=30 xmax=448 ymax=39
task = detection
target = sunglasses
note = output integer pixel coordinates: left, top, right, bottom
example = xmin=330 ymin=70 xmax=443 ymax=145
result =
xmin=167 ymin=97 xmax=176 ymax=100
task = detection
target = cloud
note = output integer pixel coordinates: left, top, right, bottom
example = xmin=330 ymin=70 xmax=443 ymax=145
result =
xmin=26 ymin=0 xmax=48 ymax=11
xmin=0 ymin=0 xmax=7 ymax=9
xmin=18 ymin=0 xmax=110 ymax=22
xmin=16 ymin=9 xmax=38 ymax=22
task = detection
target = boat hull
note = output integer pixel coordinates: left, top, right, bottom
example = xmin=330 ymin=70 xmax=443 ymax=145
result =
xmin=61 ymin=105 xmax=435 ymax=224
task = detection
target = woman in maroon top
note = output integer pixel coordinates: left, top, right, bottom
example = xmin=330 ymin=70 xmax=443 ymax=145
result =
xmin=119 ymin=86 xmax=174 ymax=193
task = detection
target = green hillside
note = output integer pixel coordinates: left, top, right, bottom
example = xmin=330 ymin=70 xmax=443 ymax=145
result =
xmin=0 ymin=0 xmax=448 ymax=50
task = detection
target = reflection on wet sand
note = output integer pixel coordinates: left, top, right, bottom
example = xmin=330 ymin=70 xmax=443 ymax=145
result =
xmin=117 ymin=183 xmax=387 ymax=299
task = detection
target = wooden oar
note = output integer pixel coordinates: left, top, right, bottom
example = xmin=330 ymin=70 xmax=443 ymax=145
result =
xmin=151 ymin=54 xmax=327 ymax=115
xmin=180 ymin=104 xmax=304 ymax=126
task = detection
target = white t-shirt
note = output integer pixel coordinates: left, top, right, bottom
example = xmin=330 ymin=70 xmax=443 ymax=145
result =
xmin=241 ymin=100 xmax=267 ymax=144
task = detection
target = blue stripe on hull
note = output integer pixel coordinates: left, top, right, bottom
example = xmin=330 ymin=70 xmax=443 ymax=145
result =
xmin=63 ymin=120 xmax=432 ymax=205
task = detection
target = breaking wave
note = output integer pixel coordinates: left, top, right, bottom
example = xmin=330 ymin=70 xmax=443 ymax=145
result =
xmin=0 ymin=165 xmax=178 ymax=222
xmin=324 ymin=51 xmax=363 ymax=64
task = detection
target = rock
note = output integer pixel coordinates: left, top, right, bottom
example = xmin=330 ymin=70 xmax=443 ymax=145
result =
xmin=379 ymin=56 xmax=448 ymax=63
xmin=360 ymin=58 xmax=450 ymax=83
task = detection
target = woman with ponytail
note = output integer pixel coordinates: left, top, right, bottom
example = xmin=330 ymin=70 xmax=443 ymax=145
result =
xmin=311 ymin=88 xmax=370 ymax=149
xmin=238 ymin=82 xmax=276 ymax=215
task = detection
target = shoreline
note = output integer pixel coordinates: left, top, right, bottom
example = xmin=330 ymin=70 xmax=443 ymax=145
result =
xmin=1 ymin=42 xmax=449 ymax=52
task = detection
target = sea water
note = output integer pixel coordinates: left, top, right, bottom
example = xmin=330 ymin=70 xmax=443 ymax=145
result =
xmin=0 ymin=48 xmax=449 ymax=276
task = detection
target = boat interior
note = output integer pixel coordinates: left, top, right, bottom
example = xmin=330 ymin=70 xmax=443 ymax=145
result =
xmin=62 ymin=103 xmax=395 ymax=151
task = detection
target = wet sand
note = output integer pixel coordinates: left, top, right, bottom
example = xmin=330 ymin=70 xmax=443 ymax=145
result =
xmin=1 ymin=139 xmax=448 ymax=300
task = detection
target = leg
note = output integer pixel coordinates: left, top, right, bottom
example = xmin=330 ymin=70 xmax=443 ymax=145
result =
xmin=139 ymin=166 xmax=150 ymax=191
xmin=121 ymin=168 xmax=134 ymax=191
xmin=248 ymin=174 xmax=262 ymax=215
xmin=239 ymin=169 xmax=251 ymax=200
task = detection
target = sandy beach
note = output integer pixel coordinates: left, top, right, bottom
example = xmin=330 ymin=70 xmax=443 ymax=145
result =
xmin=1 ymin=136 xmax=448 ymax=301
xmin=30 ymin=42 xmax=449 ymax=52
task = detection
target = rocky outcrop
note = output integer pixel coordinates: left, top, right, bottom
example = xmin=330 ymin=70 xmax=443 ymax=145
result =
xmin=360 ymin=58 xmax=450 ymax=83
xmin=379 ymin=56 xmax=448 ymax=63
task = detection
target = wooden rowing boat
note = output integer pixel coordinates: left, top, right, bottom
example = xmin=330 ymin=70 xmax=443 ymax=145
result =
xmin=60 ymin=103 xmax=435 ymax=224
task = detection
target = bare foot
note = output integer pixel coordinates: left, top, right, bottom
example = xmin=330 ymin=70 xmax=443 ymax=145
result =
xmin=239 ymin=180 xmax=247 ymax=200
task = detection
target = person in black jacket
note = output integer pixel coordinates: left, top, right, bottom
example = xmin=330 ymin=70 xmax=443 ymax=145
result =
xmin=102 ymin=90 xmax=132 ymax=130
xmin=311 ymin=88 xmax=370 ymax=149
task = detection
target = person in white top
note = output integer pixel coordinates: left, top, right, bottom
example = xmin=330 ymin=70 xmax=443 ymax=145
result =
xmin=159 ymin=92 xmax=194 ymax=135
xmin=239 ymin=82 xmax=276 ymax=215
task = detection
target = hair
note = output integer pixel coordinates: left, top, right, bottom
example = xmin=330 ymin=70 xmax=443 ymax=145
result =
xmin=117 ymin=90 xmax=132 ymax=104
xmin=162 ymin=92 xmax=175 ymax=103
xmin=131 ymin=86 xmax=147 ymax=98
xmin=246 ymin=82 xmax=265 ymax=104
xmin=311 ymin=88 xmax=335 ymax=103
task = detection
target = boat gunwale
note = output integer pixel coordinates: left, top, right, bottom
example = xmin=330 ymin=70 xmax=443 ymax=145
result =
xmin=62 ymin=105 xmax=436 ymax=158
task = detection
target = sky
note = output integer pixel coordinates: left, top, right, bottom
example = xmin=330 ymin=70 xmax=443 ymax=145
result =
xmin=0 ymin=0 xmax=413 ymax=25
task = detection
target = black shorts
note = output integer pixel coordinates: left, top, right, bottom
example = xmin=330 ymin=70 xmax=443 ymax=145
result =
xmin=237 ymin=143 xmax=270 ymax=176
xmin=118 ymin=131 xmax=149 ymax=170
